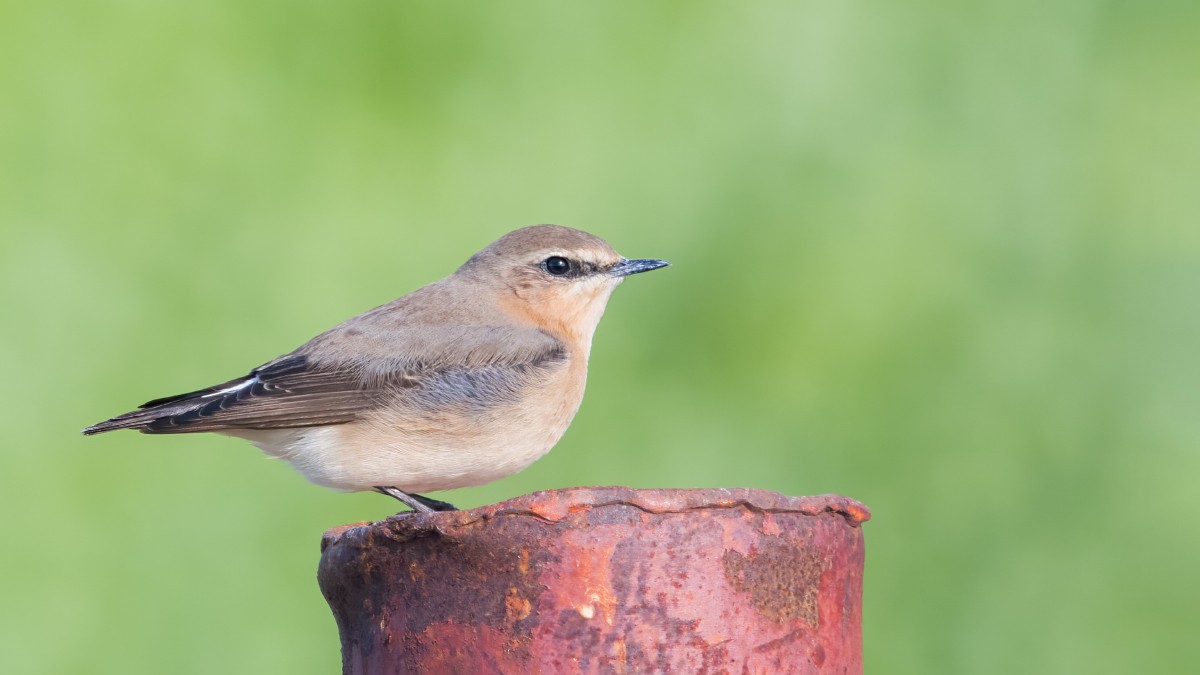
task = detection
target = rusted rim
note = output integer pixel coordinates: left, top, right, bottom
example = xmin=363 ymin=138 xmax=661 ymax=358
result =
xmin=322 ymin=487 xmax=870 ymax=552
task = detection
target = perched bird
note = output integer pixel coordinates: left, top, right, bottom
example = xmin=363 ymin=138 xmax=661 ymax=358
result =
xmin=84 ymin=225 xmax=668 ymax=513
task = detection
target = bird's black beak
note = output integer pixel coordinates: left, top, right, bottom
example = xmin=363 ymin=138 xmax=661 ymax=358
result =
xmin=609 ymin=258 xmax=670 ymax=277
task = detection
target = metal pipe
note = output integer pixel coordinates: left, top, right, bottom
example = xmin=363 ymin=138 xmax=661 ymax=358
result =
xmin=319 ymin=487 xmax=869 ymax=674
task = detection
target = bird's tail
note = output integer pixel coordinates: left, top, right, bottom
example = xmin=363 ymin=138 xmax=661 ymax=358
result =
xmin=82 ymin=374 xmax=254 ymax=435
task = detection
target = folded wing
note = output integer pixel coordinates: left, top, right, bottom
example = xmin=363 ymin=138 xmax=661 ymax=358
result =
xmin=82 ymin=325 xmax=567 ymax=436
xmin=82 ymin=355 xmax=405 ymax=434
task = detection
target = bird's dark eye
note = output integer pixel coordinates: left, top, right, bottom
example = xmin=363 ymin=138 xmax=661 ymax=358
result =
xmin=543 ymin=256 xmax=572 ymax=276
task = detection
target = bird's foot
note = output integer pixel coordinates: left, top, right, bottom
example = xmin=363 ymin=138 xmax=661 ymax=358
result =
xmin=374 ymin=486 xmax=458 ymax=513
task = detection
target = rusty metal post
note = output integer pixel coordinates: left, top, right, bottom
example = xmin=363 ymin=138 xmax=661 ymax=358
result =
xmin=318 ymin=487 xmax=869 ymax=674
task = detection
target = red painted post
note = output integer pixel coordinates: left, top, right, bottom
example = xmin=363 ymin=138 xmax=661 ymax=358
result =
xmin=318 ymin=487 xmax=870 ymax=674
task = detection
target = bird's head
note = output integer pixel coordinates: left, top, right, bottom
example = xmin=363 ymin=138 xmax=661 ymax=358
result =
xmin=457 ymin=224 xmax=668 ymax=344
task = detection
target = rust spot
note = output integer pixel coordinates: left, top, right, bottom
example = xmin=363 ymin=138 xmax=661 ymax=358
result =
xmin=760 ymin=513 xmax=783 ymax=537
xmin=841 ymin=502 xmax=871 ymax=526
xmin=541 ymin=537 xmax=619 ymax=626
xmin=407 ymin=561 xmax=424 ymax=582
xmin=722 ymin=538 xmax=828 ymax=626
xmin=611 ymin=637 xmax=628 ymax=669
xmin=810 ymin=642 xmax=826 ymax=666
xmin=506 ymin=587 xmax=532 ymax=622
xmin=752 ymin=627 xmax=805 ymax=653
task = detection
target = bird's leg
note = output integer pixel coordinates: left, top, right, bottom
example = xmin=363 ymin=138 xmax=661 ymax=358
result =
xmin=373 ymin=486 xmax=457 ymax=513
xmin=374 ymin=486 xmax=435 ymax=513
xmin=409 ymin=493 xmax=459 ymax=512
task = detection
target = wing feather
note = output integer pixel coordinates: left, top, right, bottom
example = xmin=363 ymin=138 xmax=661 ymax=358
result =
xmin=82 ymin=327 xmax=567 ymax=436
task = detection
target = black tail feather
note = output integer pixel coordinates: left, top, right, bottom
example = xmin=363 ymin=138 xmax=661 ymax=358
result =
xmin=82 ymin=374 xmax=257 ymax=435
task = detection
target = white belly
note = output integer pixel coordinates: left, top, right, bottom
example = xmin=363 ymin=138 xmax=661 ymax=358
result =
xmin=225 ymin=403 xmax=577 ymax=493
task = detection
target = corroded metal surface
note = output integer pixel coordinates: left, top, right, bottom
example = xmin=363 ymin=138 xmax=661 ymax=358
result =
xmin=318 ymin=487 xmax=869 ymax=674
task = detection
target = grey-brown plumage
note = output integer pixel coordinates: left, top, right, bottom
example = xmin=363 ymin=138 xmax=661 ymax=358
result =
xmin=83 ymin=225 xmax=668 ymax=512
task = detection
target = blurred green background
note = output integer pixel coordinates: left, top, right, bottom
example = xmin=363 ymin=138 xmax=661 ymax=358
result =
xmin=3 ymin=1 xmax=1198 ymax=673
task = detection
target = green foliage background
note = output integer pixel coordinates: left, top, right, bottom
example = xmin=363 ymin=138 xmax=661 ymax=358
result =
xmin=3 ymin=1 xmax=1198 ymax=673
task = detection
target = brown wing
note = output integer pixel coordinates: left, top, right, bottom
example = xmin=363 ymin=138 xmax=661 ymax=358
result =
xmin=82 ymin=355 xmax=417 ymax=435
xmin=83 ymin=325 xmax=569 ymax=436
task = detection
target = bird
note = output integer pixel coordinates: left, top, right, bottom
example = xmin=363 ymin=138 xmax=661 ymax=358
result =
xmin=83 ymin=224 xmax=668 ymax=513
